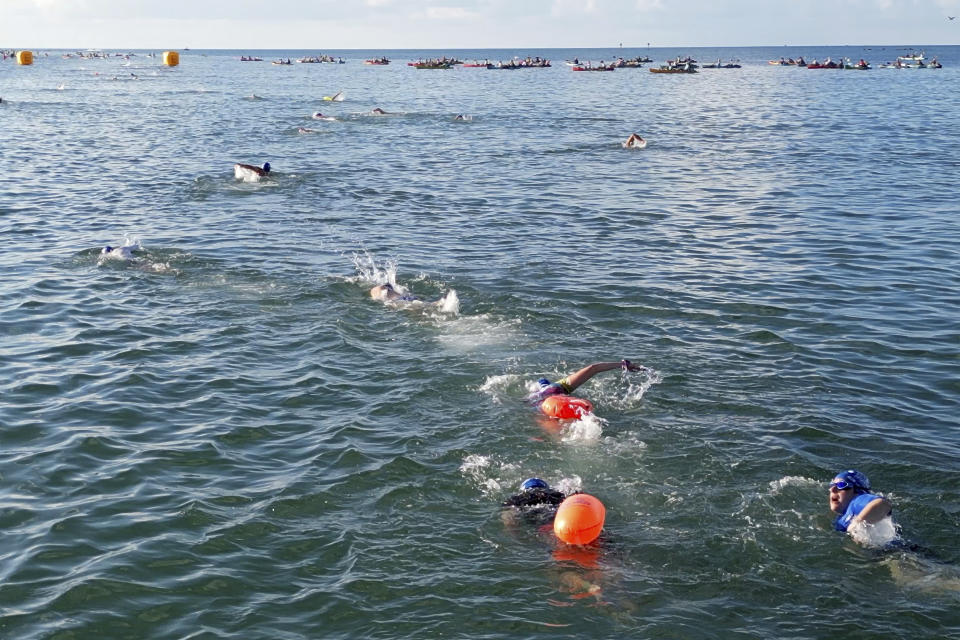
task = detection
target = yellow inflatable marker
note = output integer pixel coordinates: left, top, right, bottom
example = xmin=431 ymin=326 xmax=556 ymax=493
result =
xmin=17 ymin=51 xmax=34 ymax=65
xmin=163 ymin=51 xmax=179 ymax=67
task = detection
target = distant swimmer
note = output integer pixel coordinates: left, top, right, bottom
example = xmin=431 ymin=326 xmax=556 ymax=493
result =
xmin=369 ymin=283 xmax=459 ymax=312
xmin=312 ymin=112 xmax=336 ymax=120
xmin=370 ymin=283 xmax=417 ymax=302
xmin=371 ymin=107 xmax=388 ymax=115
xmin=233 ymin=161 xmax=271 ymax=182
xmin=297 ymin=127 xmax=316 ymax=134
xmin=529 ymin=359 xmax=649 ymax=419
xmin=100 ymin=245 xmax=138 ymax=261
xmin=622 ymin=133 xmax=647 ymax=149
xmin=828 ymin=469 xmax=893 ymax=533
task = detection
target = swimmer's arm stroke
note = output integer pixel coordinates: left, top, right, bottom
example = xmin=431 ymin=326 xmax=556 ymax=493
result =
xmin=562 ymin=359 xmax=647 ymax=392
xmin=854 ymin=497 xmax=892 ymax=526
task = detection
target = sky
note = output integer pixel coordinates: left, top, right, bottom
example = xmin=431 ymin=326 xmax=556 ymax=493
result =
xmin=1 ymin=0 xmax=958 ymax=49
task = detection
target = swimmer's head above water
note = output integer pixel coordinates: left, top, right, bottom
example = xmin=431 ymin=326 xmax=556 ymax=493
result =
xmin=370 ymin=283 xmax=416 ymax=302
xmin=520 ymin=477 xmax=550 ymax=492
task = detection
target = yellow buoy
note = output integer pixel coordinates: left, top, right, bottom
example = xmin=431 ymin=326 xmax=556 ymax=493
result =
xmin=16 ymin=50 xmax=34 ymax=65
xmin=162 ymin=51 xmax=179 ymax=67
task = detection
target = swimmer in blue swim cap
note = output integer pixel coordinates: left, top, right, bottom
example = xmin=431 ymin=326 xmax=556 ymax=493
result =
xmin=502 ymin=478 xmax=569 ymax=526
xmin=828 ymin=469 xmax=892 ymax=532
xmin=528 ymin=359 xmax=650 ymax=404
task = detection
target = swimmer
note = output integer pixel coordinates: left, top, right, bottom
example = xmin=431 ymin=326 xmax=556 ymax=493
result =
xmin=297 ymin=127 xmax=316 ymax=134
xmin=622 ymin=133 xmax=647 ymax=149
xmin=370 ymin=283 xmax=419 ymax=303
xmin=371 ymin=107 xmax=388 ymax=115
xmin=100 ymin=245 xmax=138 ymax=261
xmin=529 ymin=359 xmax=650 ymax=405
xmin=369 ymin=283 xmax=440 ymax=303
xmin=312 ymin=112 xmax=335 ymax=120
xmin=501 ymin=478 xmax=569 ymax=526
xmin=233 ymin=161 xmax=270 ymax=182
xmin=829 ymin=469 xmax=893 ymax=533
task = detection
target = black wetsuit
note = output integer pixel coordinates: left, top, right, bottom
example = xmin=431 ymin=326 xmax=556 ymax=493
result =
xmin=502 ymin=489 xmax=568 ymax=525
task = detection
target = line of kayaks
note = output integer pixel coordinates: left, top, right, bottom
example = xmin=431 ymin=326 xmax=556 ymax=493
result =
xmin=770 ymin=54 xmax=942 ymax=69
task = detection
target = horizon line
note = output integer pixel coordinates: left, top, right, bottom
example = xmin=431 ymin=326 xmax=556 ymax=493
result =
xmin=5 ymin=43 xmax=950 ymax=51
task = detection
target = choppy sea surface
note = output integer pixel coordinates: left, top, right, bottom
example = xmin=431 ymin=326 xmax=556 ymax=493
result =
xmin=2 ymin=45 xmax=959 ymax=639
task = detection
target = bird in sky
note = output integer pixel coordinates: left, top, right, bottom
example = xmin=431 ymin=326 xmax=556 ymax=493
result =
xmin=949 ymin=16 xmax=956 ymax=20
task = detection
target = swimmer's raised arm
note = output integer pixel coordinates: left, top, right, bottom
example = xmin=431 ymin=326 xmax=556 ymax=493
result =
xmin=561 ymin=359 xmax=647 ymax=392
xmin=852 ymin=496 xmax=892 ymax=526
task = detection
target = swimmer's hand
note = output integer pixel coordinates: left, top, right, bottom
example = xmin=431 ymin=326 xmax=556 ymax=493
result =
xmin=620 ymin=359 xmax=649 ymax=373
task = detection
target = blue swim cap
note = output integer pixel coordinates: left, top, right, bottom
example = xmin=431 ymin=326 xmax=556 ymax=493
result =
xmin=262 ymin=162 xmax=271 ymax=173
xmin=103 ymin=246 xmax=113 ymax=252
xmin=537 ymin=378 xmax=551 ymax=389
xmin=833 ymin=469 xmax=870 ymax=492
xmin=520 ymin=478 xmax=549 ymax=492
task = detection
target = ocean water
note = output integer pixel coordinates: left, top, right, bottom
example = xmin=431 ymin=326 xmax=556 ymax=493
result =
xmin=2 ymin=45 xmax=959 ymax=639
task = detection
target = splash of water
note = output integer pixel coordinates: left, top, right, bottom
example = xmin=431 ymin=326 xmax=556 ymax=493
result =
xmin=847 ymin=517 xmax=899 ymax=548
xmin=350 ymin=250 xmax=403 ymax=290
xmin=621 ymin=366 xmax=663 ymax=404
xmin=436 ymin=289 xmax=459 ymax=314
xmin=561 ymin=412 xmax=606 ymax=443
xmin=97 ymin=235 xmax=142 ymax=264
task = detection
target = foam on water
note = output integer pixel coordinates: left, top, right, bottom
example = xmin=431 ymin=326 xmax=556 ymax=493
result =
xmin=847 ymin=516 xmax=899 ymax=548
xmin=460 ymin=454 xmax=585 ymax=499
xmin=434 ymin=314 xmax=524 ymax=354
xmin=560 ymin=412 xmax=606 ymax=443
xmin=478 ymin=373 xmax=522 ymax=405
xmin=767 ymin=475 xmax=820 ymax=495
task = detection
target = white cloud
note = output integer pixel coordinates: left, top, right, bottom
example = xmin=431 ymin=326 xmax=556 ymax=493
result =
xmin=424 ymin=6 xmax=479 ymax=19
xmin=365 ymin=0 xmax=393 ymax=6
xmin=635 ymin=0 xmax=664 ymax=10
xmin=550 ymin=0 xmax=598 ymax=17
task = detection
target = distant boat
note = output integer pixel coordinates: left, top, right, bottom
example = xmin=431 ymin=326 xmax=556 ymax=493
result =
xmin=898 ymin=51 xmax=924 ymax=61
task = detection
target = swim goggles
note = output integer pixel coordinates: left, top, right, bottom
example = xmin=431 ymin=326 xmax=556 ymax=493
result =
xmin=829 ymin=479 xmax=857 ymax=491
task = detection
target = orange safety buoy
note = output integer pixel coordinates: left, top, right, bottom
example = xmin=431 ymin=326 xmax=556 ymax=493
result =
xmin=540 ymin=394 xmax=593 ymax=419
xmin=553 ymin=493 xmax=605 ymax=545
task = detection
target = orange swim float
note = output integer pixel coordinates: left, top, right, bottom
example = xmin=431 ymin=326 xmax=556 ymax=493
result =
xmin=553 ymin=493 xmax=605 ymax=545
xmin=540 ymin=394 xmax=593 ymax=419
